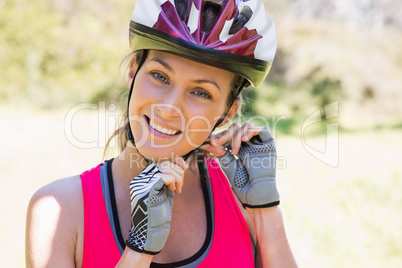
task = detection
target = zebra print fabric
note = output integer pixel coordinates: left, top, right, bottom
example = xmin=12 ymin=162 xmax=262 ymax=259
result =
xmin=126 ymin=163 xmax=174 ymax=254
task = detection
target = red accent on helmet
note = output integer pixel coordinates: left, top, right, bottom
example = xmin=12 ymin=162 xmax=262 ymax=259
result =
xmin=129 ymin=0 xmax=277 ymax=86
xmin=153 ymin=1 xmax=261 ymax=58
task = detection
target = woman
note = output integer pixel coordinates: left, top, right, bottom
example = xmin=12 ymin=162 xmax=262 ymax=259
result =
xmin=26 ymin=0 xmax=297 ymax=267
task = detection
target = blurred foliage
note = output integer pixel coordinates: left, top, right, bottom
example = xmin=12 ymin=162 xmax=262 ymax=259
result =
xmin=0 ymin=0 xmax=133 ymax=109
xmin=1 ymin=0 xmax=401 ymax=130
xmin=1 ymin=2 xmax=401 ymax=267
xmin=255 ymin=0 xmax=402 ymax=133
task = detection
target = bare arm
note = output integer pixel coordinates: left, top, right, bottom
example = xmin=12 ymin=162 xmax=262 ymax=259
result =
xmin=25 ymin=177 xmax=83 ymax=268
xmin=201 ymin=122 xmax=298 ymax=266
xmin=25 ymin=176 xmax=155 ymax=268
xmin=248 ymin=206 xmax=297 ymax=268
xmin=115 ymin=248 xmax=153 ymax=267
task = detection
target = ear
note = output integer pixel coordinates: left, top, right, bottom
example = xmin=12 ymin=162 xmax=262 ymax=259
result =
xmin=217 ymin=98 xmax=242 ymax=127
xmin=129 ymin=56 xmax=139 ymax=79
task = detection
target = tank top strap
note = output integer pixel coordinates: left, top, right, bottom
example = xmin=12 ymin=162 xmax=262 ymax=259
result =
xmin=80 ymin=159 xmax=254 ymax=267
xmin=198 ymin=158 xmax=255 ymax=267
xmin=81 ymin=164 xmax=121 ymax=267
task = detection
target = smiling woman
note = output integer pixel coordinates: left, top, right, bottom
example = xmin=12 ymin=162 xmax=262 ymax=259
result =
xmin=128 ymin=51 xmax=237 ymax=160
xmin=25 ymin=0 xmax=297 ymax=267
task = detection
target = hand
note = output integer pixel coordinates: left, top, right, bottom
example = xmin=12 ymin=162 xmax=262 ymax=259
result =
xmin=126 ymin=158 xmax=188 ymax=255
xmin=201 ymin=123 xmax=279 ymax=208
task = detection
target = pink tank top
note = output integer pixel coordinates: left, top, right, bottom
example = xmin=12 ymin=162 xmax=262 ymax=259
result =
xmin=80 ymin=158 xmax=254 ymax=267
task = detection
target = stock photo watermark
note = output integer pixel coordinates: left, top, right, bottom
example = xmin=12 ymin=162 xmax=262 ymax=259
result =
xmin=64 ymin=102 xmax=285 ymax=150
xmin=64 ymin=102 xmax=120 ymax=149
xmin=64 ymin=101 xmax=339 ymax=167
xmin=301 ymin=101 xmax=339 ymax=167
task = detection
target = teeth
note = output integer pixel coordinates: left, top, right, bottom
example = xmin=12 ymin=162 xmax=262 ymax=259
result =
xmin=149 ymin=119 xmax=179 ymax=135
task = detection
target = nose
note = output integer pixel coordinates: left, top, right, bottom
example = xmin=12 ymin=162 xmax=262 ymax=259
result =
xmin=155 ymin=90 xmax=183 ymax=119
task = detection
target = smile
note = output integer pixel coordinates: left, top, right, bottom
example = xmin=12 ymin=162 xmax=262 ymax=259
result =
xmin=146 ymin=116 xmax=182 ymax=136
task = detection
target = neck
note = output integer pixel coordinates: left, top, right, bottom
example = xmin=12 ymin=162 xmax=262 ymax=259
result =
xmin=182 ymin=154 xmax=202 ymax=189
xmin=112 ymin=144 xmax=149 ymax=186
xmin=111 ymin=145 xmax=201 ymax=191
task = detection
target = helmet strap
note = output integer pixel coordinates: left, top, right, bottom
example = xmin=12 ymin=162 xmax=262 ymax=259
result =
xmin=182 ymin=78 xmax=248 ymax=160
xmin=126 ymin=59 xmax=152 ymax=164
xmin=211 ymin=78 xmax=247 ymax=130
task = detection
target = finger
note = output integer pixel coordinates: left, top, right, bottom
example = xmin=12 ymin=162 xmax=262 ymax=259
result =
xmin=169 ymin=162 xmax=184 ymax=194
xmin=168 ymin=170 xmax=184 ymax=194
xmin=208 ymin=131 xmax=226 ymax=146
xmin=157 ymin=161 xmax=185 ymax=175
xmin=172 ymin=157 xmax=189 ymax=172
xmin=160 ymin=174 xmax=177 ymax=193
xmin=211 ymin=123 xmax=241 ymax=146
xmin=240 ymin=122 xmax=257 ymax=141
xmin=172 ymin=157 xmax=189 ymax=192
xmin=157 ymin=161 xmax=185 ymax=194
xmin=242 ymin=126 xmax=265 ymax=143
xmin=231 ymin=122 xmax=254 ymax=155
xmin=199 ymin=143 xmax=227 ymax=157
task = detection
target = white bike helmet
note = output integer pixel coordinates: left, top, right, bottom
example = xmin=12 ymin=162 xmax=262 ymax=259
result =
xmin=129 ymin=0 xmax=277 ymax=87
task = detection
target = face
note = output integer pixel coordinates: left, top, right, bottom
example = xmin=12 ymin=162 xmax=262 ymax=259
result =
xmin=128 ymin=50 xmax=237 ymax=161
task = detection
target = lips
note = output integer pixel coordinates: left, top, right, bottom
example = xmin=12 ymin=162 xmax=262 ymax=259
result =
xmin=144 ymin=115 xmax=182 ymax=137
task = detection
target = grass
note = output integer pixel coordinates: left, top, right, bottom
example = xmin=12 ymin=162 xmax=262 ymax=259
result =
xmin=1 ymin=108 xmax=401 ymax=267
xmin=278 ymin=129 xmax=402 ymax=267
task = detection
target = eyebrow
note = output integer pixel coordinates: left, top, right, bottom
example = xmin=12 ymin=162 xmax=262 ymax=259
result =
xmin=193 ymin=79 xmax=221 ymax=91
xmin=149 ymin=57 xmax=174 ymax=73
xmin=149 ymin=56 xmax=221 ymax=91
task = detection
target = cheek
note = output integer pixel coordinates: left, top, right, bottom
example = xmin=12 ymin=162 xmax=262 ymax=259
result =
xmin=128 ymin=77 xmax=155 ymax=142
xmin=184 ymin=112 xmax=220 ymax=146
xmin=129 ymin=76 xmax=158 ymax=113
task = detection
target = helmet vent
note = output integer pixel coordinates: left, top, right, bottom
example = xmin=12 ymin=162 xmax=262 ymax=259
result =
xmin=229 ymin=5 xmax=253 ymax=35
xmin=174 ymin=0 xmax=189 ymax=21
xmin=130 ymin=0 xmax=277 ymax=87
xmin=202 ymin=1 xmax=222 ymax=32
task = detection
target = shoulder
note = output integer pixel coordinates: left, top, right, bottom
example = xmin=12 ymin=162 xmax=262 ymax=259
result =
xmin=28 ymin=175 xmax=83 ymax=216
xmin=28 ymin=161 xmax=102 ymax=216
xmin=26 ymin=175 xmax=84 ymax=268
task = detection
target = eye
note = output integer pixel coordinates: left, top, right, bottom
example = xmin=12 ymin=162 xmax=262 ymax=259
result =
xmin=151 ymin=72 xmax=169 ymax=84
xmin=193 ymin=90 xmax=212 ymax=99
